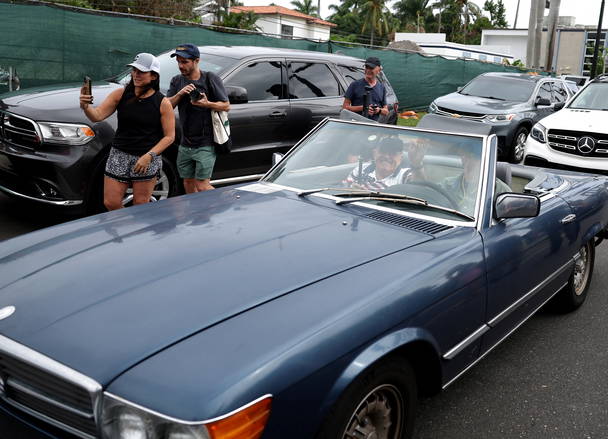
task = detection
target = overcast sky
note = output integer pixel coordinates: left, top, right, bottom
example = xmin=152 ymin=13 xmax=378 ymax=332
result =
xmin=240 ymin=0 xmax=608 ymax=27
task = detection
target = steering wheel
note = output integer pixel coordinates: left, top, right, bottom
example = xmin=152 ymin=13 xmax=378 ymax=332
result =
xmin=390 ymin=181 xmax=459 ymax=210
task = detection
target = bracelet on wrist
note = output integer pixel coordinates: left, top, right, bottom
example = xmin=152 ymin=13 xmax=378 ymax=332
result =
xmin=146 ymin=151 xmax=157 ymax=160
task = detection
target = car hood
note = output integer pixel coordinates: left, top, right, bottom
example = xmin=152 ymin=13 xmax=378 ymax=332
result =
xmin=539 ymin=108 xmax=607 ymax=133
xmin=435 ymin=92 xmax=527 ymax=114
xmin=0 ymin=82 xmax=122 ymax=123
xmin=0 ymin=186 xmax=433 ymax=385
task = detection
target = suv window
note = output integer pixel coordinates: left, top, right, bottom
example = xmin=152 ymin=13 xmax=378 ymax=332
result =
xmin=337 ymin=65 xmax=364 ymax=85
xmin=225 ymin=61 xmax=285 ymax=101
xmin=460 ymin=76 xmax=536 ymax=102
xmin=552 ymin=82 xmax=568 ymax=102
xmin=537 ymin=82 xmax=552 ymax=102
xmin=289 ymin=62 xmax=340 ymax=99
xmin=569 ymin=82 xmax=608 ymax=110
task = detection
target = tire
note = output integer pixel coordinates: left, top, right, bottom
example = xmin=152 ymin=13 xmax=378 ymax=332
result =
xmin=509 ymin=126 xmax=528 ymax=163
xmin=550 ymin=241 xmax=595 ymax=312
xmin=86 ymin=154 xmax=180 ymax=214
xmin=316 ymin=357 xmax=417 ymax=439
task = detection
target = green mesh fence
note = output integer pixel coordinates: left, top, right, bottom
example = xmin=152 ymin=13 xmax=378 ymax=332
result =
xmin=0 ymin=1 xmax=537 ymax=109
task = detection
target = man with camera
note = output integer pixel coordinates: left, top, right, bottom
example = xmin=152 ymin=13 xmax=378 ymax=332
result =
xmin=167 ymin=43 xmax=230 ymax=193
xmin=342 ymin=56 xmax=388 ymax=121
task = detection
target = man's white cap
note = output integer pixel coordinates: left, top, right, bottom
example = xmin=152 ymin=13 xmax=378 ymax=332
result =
xmin=127 ymin=53 xmax=160 ymax=74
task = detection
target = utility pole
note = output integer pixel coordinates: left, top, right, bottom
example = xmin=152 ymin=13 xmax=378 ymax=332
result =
xmin=513 ymin=0 xmax=521 ymax=29
xmin=590 ymin=0 xmax=606 ymax=78
xmin=526 ymin=0 xmax=538 ymax=67
xmin=545 ymin=0 xmax=561 ymax=72
xmin=533 ymin=0 xmax=545 ymax=68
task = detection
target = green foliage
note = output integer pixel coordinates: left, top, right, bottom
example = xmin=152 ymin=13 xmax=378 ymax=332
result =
xmin=291 ymin=0 xmax=319 ymax=16
xmin=217 ymin=11 xmax=260 ymax=31
xmin=47 ymin=0 xmax=92 ymax=7
xmin=483 ymin=0 xmax=507 ymax=28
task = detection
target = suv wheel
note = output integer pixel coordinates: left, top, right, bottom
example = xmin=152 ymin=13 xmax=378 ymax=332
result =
xmin=509 ymin=126 xmax=528 ymax=163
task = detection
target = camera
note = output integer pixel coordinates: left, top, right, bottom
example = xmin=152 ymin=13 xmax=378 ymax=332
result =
xmin=189 ymin=88 xmax=202 ymax=102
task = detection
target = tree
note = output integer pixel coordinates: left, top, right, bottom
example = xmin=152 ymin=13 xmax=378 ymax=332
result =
xmin=217 ymin=11 xmax=261 ymax=31
xmin=361 ymin=0 xmax=392 ymax=45
xmin=393 ymin=0 xmax=431 ymax=32
xmin=290 ymin=0 xmax=319 ymax=16
xmin=484 ymin=0 xmax=508 ymax=28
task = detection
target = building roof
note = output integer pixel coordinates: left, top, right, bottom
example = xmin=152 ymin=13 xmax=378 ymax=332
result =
xmin=230 ymin=5 xmax=336 ymax=27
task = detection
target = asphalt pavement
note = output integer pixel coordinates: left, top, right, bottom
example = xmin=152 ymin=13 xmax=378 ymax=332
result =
xmin=1 ymin=192 xmax=606 ymax=438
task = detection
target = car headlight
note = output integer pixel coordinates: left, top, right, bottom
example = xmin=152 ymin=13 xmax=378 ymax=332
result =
xmin=37 ymin=121 xmax=95 ymax=145
xmin=530 ymin=123 xmax=547 ymax=143
xmin=429 ymin=101 xmax=438 ymax=113
xmin=101 ymin=393 xmax=272 ymax=439
xmin=484 ymin=114 xmax=516 ymax=123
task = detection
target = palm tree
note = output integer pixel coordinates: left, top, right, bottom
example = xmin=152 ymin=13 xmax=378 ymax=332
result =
xmin=361 ymin=0 xmax=391 ymax=45
xmin=290 ymin=0 xmax=319 ymax=16
xmin=393 ymin=0 xmax=431 ymax=32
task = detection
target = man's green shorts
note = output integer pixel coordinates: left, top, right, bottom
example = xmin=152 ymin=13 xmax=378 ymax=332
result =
xmin=176 ymin=145 xmax=216 ymax=180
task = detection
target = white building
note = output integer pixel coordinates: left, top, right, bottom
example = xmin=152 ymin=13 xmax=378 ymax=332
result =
xmin=394 ymin=33 xmax=513 ymax=64
xmin=481 ymin=29 xmax=528 ymax=64
xmin=230 ymin=5 xmax=336 ymax=41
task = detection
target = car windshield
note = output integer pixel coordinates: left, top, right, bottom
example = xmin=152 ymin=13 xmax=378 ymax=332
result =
xmin=263 ymin=120 xmax=485 ymax=221
xmin=460 ymin=76 xmax=536 ymax=102
xmin=568 ymin=83 xmax=608 ymax=110
xmin=113 ymin=52 xmax=238 ymax=92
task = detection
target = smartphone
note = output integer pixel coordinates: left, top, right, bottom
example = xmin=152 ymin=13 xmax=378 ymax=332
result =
xmin=83 ymin=76 xmax=92 ymax=95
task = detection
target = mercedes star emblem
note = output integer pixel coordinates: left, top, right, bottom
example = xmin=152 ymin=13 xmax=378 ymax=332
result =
xmin=0 ymin=306 xmax=15 ymax=321
xmin=577 ymin=136 xmax=596 ymax=154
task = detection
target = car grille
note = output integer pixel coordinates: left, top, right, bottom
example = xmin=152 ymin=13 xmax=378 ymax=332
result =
xmin=0 ymin=110 xmax=41 ymax=149
xmin=0 ymin=337 xmax=100 ymax=438
xmin=547 ymin=129 xmax=608 ymax=157
xmin=436 ymin=106 xmax=485 ymax=121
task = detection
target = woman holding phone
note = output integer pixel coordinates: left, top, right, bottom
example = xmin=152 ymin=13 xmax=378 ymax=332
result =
xmin=79 ymin=53 xmax=175 ymax=211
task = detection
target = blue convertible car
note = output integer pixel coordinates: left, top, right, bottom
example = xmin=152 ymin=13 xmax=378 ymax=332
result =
xmin=1 ymin=118 xmax=607 ymax=439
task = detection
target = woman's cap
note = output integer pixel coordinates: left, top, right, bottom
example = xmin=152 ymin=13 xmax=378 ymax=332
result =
xmin=171 ymin=44 xmax=200 ymax=59
xmin=127 ymin=53 xmax=160 ymax=74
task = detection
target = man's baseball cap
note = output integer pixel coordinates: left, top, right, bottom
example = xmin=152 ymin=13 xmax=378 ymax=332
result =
xmin=127 ymin=53 xmax=160 ymax=74
xmin=378 ymin=137 xmax=403 ymax=153
xmin=364 ymin=56 xmax=381 ymax=68
xmin=171 ymin=43 xmax=200 ymax=59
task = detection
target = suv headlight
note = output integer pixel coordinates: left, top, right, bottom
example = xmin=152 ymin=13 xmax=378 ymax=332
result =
xmin=101 ymin=393 xmax=272 ymax=439
xmin=484 ymin=114 xmax=515 ymax=123
xmin=37 ymin=122 xmax=95 ymax=145
xmin=428 ymin=101 xmax=438 ymax=113
xmin=530 ymin=123 xmax=547 ymax=143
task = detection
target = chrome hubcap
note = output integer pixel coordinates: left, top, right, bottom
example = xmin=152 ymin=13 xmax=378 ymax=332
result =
xmin=573 ymin=245 xmax=590 ymax=296
xmin=342 ymin=384 xmax=403 ymax=439
xmin=514 ymin=132 xmax=527 ymax=162
xmin=122 ymin=169 xmax=170 ymax=206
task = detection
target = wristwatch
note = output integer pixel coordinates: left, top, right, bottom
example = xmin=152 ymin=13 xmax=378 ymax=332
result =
xmin=146 ymin=151 xmax=158 ymax=160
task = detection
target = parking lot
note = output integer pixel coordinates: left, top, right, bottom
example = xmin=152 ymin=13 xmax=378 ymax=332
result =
xmin=1 ymin=191 xmax=607 ymax=438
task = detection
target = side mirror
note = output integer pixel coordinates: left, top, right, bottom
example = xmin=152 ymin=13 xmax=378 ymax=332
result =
xmin=535 ymin=97 xmax=551 ymax=107
xmin=554 ymin=102 xmax=566 ymax=111
xmin=494 ymin=193 xmax=540 ymax=219
xmin=272 ymin=152 xmax=284 ymax=166
xmin=226 ymin=85 xmax=248 ymax=104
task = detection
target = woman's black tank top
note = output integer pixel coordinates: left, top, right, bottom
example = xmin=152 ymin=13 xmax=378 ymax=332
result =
xmin=113 ymin=88 xmax=164 ymax=154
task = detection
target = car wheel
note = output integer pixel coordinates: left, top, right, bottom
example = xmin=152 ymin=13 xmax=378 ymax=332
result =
xmin=509 ymin=126 xmax=528 ymax=163
xmin=316 ymin=358 xmax=417 ymax=439
xmin=550 ymin=241 xmax=595 ymax=312
xmin=122 ymin=156 xmax=179 ymax=207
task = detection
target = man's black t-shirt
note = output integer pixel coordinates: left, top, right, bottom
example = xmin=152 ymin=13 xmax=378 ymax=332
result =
xmin=167 ymin=71 xmax=228 ymax=148
xmin=344 ymin=78 xmax=386 ymax=121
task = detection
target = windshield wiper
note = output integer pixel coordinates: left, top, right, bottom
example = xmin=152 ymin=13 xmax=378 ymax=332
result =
xmin=334 ymin=191 xmax=475 ymax=221
xmin=477 ymin=95 xmax=506 ymax=101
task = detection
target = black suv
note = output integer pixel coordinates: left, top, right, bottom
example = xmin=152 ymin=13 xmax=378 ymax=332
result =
xmin=0 ymin=46 xmax=398 ymax=213
xmin=428 ymin=72 xmax=575 ymax=162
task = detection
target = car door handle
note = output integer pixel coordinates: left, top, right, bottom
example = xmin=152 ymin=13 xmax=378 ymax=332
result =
xmin=560 ymin=214 xmax=576 ymax=224
xmin=269 ymin=111 xmax=287 ymax=119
